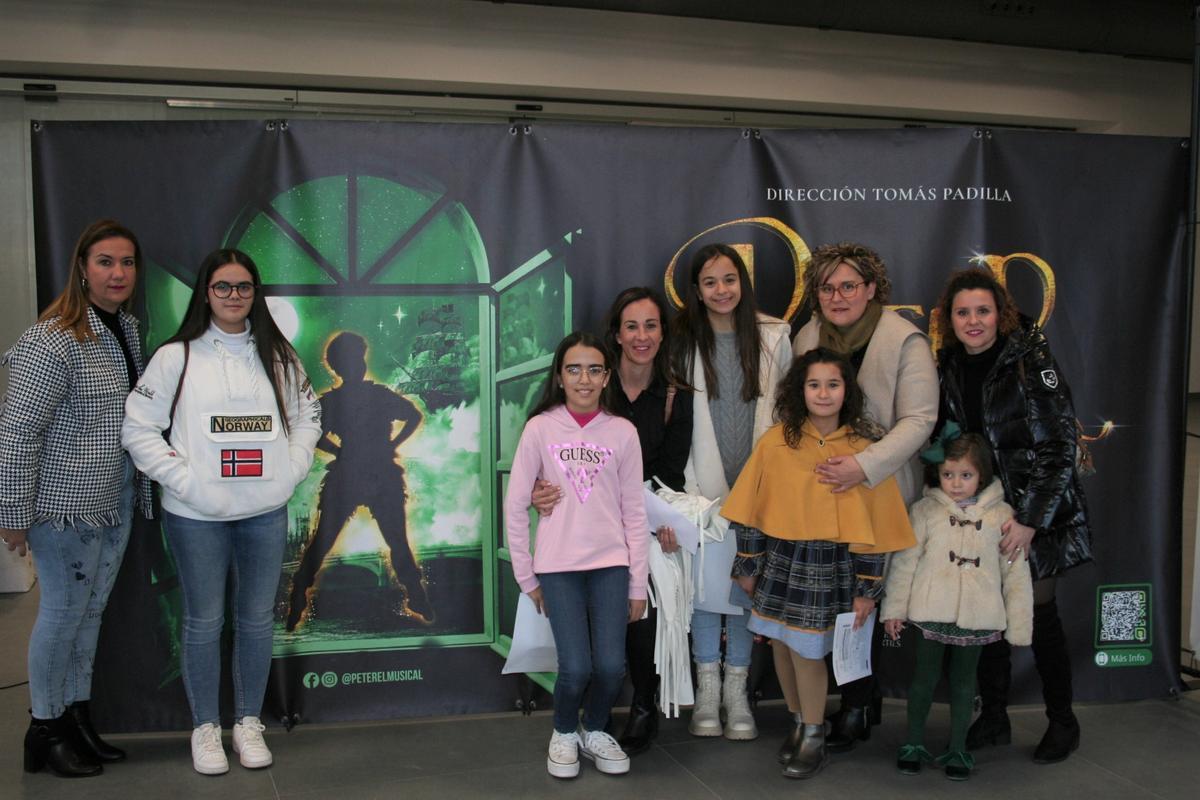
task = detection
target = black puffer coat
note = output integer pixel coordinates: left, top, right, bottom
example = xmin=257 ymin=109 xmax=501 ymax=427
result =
xmin=937 ymin=321 xmax=1092 ymax=580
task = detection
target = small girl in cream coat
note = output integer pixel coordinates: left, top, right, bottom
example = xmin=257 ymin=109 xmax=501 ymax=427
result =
xmin=882 ymin=428 xmax=1032 ymax=781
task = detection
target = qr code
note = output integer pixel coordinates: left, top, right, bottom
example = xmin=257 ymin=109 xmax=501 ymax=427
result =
xmin=1099 ymin=589 xmax=1148 ymax=644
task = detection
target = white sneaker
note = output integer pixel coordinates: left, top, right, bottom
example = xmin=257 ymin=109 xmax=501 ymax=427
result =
xmin=547 ymin=730 xmax=580 ymax=779
xmin=190 ymin=723 xmax=229 ymax=775
xmin=578 ymin=727 xmax=630 ymax=775
xmin=232 ymin=716 xmax=273 ymax=768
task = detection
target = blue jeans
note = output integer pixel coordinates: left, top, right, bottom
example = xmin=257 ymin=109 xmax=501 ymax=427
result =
xmin=163 ymin=506 xmax=287 ymax=726
xmin=539 ymin=566 xmax=629 ymax=734
xmin=691 ymin=609 xmax=753 ymax=667
xmin=26 ymin=461 xmax=134 ymax=719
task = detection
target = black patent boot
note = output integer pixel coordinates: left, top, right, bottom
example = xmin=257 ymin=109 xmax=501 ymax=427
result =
xmin=782 ymin=724 xmax=827 ymax=779
xmin=68 ymin=701 xmax=126 ymax=763
xmin=24 ymin=714 xmax=103 ymax=777
xmin=967 ymin=639 xmax=1012 ymax=750
xmin=1032 ymin=599 xmax=1080 ymax=763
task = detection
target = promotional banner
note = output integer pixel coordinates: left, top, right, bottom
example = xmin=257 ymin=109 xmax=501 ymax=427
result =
xmin=28 ymin=120 xmax=1187 ymax=731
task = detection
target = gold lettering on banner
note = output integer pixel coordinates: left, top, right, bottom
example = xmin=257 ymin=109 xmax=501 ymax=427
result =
xmin=664 ymin=217 xmax=811 ymax=322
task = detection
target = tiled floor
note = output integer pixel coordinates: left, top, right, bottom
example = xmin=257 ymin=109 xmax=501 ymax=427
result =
xmin=2 ymin=404 xmax=1200 ymax=799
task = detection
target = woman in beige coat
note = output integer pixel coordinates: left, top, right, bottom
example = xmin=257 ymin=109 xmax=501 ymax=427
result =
xmin=783 ymin=242 xmax=937 ymax=757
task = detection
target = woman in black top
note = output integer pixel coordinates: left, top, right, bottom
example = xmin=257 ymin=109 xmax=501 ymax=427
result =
xmin=533 ymin=286 xmax=693 ymax=754
xmin=933 ymin=269 xmax=1091 ymax=764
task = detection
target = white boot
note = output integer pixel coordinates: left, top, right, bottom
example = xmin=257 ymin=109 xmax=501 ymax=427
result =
xmin=722 ymin=665 xmax=758 ymax=740
xmin=689 ymin=661 xmax=722 ymax=737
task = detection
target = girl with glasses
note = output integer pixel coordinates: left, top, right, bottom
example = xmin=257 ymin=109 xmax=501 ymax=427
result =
xmin=504 ymin=331 xmax=649 ymax=779
xmin=122 ymin=249 xmax=320 ymax=776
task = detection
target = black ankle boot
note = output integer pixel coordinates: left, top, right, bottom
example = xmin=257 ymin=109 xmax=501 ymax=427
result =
xmin=618 ymin=697 xmax=659 ymax=756
xmin=825 ymin=693 xmax=881 ymax=753
xmin=67 ymin=701 xmax=126 ymax=763
xmin=24 ymin=714 xmax=103 ymax=777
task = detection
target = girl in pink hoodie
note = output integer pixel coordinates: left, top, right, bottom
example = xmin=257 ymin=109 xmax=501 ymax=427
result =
xmin=504 ymin=331 xmax=649 ymax=780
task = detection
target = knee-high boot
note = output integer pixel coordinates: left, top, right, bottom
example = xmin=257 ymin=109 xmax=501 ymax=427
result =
xmin=966 ymin=639 xmax=1012 ymax=749
xmin=1031 ymin=599 xmax=1080 ymax=763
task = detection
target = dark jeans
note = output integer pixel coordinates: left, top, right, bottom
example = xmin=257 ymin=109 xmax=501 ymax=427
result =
xmin=539 ymin=566 xmax=629 ymax=734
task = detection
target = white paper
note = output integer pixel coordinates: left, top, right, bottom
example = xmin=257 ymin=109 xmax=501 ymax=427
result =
xmin=832 ymin=610 xmax=876 ymax=686
xmin=643 ymin=487 xmax=703 ymax=553
xmin=501 ymin=593 xmax=558 ymax=675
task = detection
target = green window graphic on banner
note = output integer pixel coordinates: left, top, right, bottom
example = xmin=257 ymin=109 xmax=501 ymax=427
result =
xmin=1093 ymin=583 xmax=1152 ymax=668
xmin=139 ymin=171 xmax=573 ymax=665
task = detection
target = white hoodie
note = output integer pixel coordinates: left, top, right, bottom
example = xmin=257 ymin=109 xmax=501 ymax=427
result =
xmin=122 ymin=322 xmax=321 ymax=521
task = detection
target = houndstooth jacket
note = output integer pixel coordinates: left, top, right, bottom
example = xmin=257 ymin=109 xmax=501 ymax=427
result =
xmin=0 ymin=307 xmax=153 ymax=529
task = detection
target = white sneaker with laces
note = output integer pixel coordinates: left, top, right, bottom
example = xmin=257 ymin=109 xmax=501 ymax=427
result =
xmin=546 ymin=730 xmax=580 ymax=779
xmin=191 ymin=722 xmax=229 ymax=775
xmin=232 ymin=716 xmax=274 ymax=768
xmin=578 ymin=727 xmax=631 ymax=775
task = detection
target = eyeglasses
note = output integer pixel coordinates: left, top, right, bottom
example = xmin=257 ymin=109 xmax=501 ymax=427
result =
xmin=209 ymin=281 xmax=256 ymax=299
xmin=563 ymin=365 xmax=608 ymax=379
xmin=817 ymin=280 xmax=866 ymax=299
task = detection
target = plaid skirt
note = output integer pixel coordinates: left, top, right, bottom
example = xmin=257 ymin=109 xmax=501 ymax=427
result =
xmin=746 ymin=535 xmax=884 ymax=623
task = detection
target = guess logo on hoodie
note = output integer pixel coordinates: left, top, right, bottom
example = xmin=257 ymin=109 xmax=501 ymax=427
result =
xmin=549 ymin=442 xmax=614 ymax=503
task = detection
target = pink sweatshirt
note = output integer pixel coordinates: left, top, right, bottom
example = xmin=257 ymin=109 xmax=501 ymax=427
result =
xmin=505 ymin=405 xmax=649 ymax=599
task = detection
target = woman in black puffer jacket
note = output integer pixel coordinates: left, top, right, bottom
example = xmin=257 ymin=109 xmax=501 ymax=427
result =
xmin=933 ymin=268 xmax=1091 ymax=766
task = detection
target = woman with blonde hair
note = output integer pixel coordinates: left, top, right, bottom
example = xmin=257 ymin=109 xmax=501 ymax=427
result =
xmin=2 ymin=219 xmax=153 ymax=777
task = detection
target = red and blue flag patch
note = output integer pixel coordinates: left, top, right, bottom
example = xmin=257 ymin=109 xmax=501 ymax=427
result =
xmin=221 ymin=449 xmax=263 ymax=478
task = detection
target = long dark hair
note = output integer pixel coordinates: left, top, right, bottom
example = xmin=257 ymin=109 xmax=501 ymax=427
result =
xmin=163 ymin=249 xmax=302 ymax=433
xmin=776 ymin=347 xmax=881 ymax=447
xmin=40 ymin=219 xmax=142 ymax=341
xmin=527 ymin=331 xmax=615 ymax=420
xmin=669 ymin=243 xmax=763 ymax=401
xmin=603 ymin=286 xmax=686 ymax=388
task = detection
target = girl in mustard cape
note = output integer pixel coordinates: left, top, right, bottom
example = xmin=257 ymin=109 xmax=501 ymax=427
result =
xmin=725 ymin=347 xmax=915 ymax=780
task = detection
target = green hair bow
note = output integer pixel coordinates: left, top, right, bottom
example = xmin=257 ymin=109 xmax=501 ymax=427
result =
xmin=920 ymin=421 xmax=962 ymax=465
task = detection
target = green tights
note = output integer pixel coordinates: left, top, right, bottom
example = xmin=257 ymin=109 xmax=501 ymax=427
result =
xmin=905 ymin=634 xmax=983 ymax=752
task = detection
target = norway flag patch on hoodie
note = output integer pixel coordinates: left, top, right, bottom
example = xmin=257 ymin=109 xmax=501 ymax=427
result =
xmin=221 ymin=449 xmax=264 ymax=477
